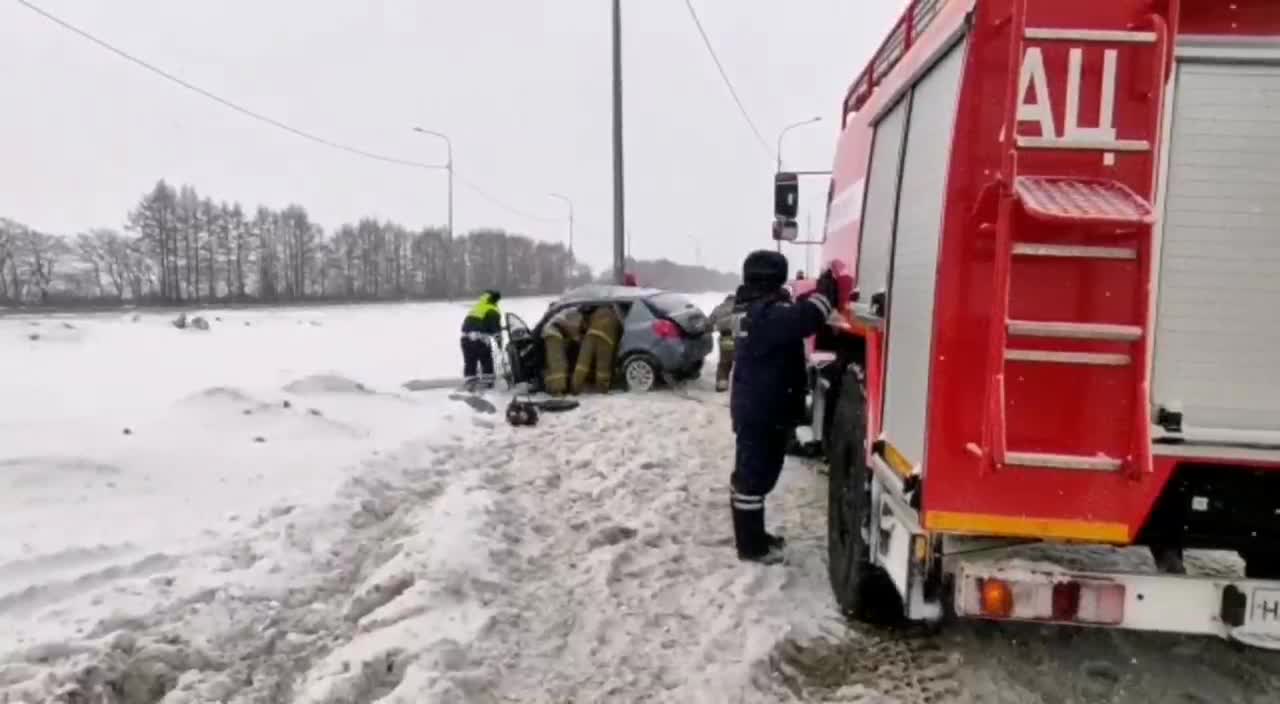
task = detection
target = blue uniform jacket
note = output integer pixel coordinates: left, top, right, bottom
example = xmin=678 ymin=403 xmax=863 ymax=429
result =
xmin=730 ymin=289 xmax=833 ymax=432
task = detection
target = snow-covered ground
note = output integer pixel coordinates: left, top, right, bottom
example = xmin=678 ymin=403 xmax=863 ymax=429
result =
xmin=4 ymin=296 xmax=1280 ymax=703
xmin=0 ymin=294 xmax=837 ymax=702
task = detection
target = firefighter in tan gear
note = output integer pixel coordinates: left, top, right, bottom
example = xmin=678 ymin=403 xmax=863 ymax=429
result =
xmin=708 ymin=293 xmax=738 ymax=392
xmin=541 ymin=307 xmax=584 ymax=395
xmin=573 ymin=305 xmax=623 ymax=393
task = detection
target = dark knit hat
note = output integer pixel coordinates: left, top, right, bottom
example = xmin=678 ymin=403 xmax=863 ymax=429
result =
xmin=742 ymin=250 xmax=788 ymax=290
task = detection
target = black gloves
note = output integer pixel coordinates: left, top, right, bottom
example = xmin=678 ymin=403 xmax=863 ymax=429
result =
xmin=815 ymin=268 xmax=840 ymax=307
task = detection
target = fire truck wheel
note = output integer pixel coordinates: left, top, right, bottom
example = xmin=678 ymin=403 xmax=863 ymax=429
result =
xmin=827 ymin=368 xmax=902 ymax=624
xmin=1243 ymin=551 xmax=1280 ymax=579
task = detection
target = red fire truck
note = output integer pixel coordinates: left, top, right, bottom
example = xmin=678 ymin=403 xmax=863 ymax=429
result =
xmin=774 ymin=0 xmax=1280 ymax=647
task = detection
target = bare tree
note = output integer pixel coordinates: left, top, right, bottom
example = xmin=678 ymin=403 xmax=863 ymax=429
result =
xmin=127 ymin=180 xmax=180 ymax=302
xmin=18 ymin=228 xmax=68 ymax=303
xmin=74 ymin=232 xmax=106 ymax=297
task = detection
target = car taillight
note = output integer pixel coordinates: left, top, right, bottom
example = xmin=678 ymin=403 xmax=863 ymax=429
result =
xmin=968 ymin=575 xmax=1124 ymax=625
xmin=653 ymin=319 xmax=681 ymax=339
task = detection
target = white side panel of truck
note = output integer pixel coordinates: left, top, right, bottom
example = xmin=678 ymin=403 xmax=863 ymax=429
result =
xmin=856 ymin=97 xmax=909 ymax=300
xmin=881 ymin=36 xmax=968 ymax=467
xmin=1153 ymin=61 xmax=1280 ymax=433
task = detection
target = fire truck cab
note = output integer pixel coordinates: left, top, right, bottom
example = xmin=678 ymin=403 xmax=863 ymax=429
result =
xmin=776 ymin=0 xmax=1280 ymax=647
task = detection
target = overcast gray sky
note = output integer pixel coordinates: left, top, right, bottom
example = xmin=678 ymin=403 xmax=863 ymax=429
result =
xmin=1 ymin=0 xmax=906 ymax=274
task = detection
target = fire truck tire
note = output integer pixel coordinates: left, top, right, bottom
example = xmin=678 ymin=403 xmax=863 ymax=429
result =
xmin=827 ymin=368 xmax=902 ymax=624
xmin=1243 ymin=551 xmax=1280 ymax=579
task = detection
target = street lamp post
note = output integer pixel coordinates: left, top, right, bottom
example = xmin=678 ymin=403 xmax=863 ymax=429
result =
xmin=548 ymin=193 xmax=574 ymax=256
xmin=412 ymin=126 xmax=453 ymax=298
xmin=686 ymin=233 xmax=703 ymax=267
xmin=774 ymin=117 xmax=822 ymax=252
xmin=775 ymin=116 xmax=822 ymax=173
xmin=549 ymin=192 xmax=575 ymax=289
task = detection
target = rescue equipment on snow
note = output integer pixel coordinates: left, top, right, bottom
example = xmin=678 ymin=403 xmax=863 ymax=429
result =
xmin=505 ymin=397 xmax=539 ymax=427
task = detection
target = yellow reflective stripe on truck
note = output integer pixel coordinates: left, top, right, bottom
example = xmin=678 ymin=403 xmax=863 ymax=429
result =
xmin=925 ymin=511 xmax=1130 ymax=544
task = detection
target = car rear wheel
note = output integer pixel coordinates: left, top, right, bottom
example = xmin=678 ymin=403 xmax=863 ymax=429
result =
xmin=622 ymin=355 xmax=659 ymax=392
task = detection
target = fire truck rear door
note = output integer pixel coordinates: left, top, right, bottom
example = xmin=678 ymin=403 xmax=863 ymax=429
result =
xmin=1153 ymin=59 xmax=1280 ymax=436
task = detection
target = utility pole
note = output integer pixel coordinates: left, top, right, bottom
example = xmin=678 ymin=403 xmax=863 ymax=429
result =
xmin=611 ymin=0 xmax=627 ymax=285
xmin=412 ymin=127 xmax=454 ymax=299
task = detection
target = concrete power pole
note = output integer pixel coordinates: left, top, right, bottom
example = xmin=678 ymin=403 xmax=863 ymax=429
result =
xmin=611 ymin=0 xmax=627 ymax=285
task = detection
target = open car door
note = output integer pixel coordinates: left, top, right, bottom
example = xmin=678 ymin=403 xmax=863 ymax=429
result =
xmin=504 ymin=312 xmax=538 ymax=388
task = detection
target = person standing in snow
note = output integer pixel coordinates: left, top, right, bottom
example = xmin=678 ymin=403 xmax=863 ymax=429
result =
xmin=460 ymin=289 xmax=503 ymax=389
xmin=729 ymin=251 xmax=839 ymax=564
xmin=573 ymin=304 xmax=623 ymax=393
xmin=541 ymin=306 xmax=585 ymax=395
xmin=708 ymin=293 xmax=739 ymax=393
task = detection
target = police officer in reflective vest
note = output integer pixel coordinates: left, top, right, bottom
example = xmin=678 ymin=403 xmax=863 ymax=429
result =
xmin=460 ymin=290 xmax=502 ymax=389
xmin=730 ymin=251 xmax=838 ymax=563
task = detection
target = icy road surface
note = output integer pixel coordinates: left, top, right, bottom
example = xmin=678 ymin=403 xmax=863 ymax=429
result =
xmin=3 ymin=297 xmax=1280 ymax=703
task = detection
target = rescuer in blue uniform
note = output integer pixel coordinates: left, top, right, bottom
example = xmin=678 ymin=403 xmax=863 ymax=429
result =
xmin=730 ymin=251 xmax=838 ymax=563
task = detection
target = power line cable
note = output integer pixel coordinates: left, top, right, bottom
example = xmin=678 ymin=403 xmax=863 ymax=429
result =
xmin=680 ymin=0 xmax=773 ymax=157
xmin=455 ymin=173 xmax=558 ymax=223
xmin=15 ymin=0 xmax=556 ymax=223
xmin=15 ymin=0 xmax=440 ymax=171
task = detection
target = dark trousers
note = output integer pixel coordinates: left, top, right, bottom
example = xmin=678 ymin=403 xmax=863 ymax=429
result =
xmin=732 ymin=426 xmax=791 ymax=500
xmin=730 ymin=425 xmax=791 ymax=558
xmin=460 ymin=337 xmax=494 ymax=380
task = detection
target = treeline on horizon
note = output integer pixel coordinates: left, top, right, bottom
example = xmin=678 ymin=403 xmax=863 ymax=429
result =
xmin=0 ymin=180 xmax=738 ymax=308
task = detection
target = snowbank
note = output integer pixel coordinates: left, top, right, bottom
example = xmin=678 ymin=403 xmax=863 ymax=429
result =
xmin=0 ymin=384 xmax=851 ymax=703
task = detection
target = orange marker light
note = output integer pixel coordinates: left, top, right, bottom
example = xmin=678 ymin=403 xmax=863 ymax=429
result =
xmin=980 ymin=579 xmax=1014 ymax=618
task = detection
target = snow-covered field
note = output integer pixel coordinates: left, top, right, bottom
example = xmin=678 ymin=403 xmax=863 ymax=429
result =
xmin=3 ymin=296 xmax=1280 ymax=703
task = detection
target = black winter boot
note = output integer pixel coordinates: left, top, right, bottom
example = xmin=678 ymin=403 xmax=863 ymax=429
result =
xmin=732 ymin=504 xmax=784 ymax=565
xmin=762 ymin=503 xmax=785 ymax=551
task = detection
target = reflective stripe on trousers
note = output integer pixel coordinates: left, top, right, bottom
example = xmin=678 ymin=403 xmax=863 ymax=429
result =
xmin=731 ymin=490 xmax=764 ymax=512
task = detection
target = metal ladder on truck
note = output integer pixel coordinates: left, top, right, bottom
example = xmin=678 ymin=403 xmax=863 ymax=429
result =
xmin=978 ymin=0 xmax=1174 ymax=482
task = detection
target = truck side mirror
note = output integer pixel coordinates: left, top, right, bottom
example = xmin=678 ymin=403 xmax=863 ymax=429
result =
xmin=774 ymin=172 xmax=799 ymax=220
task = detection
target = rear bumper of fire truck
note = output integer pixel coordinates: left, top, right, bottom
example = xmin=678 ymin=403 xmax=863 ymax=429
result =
xmin=951 ymin=561 xmax=1280 ymax=649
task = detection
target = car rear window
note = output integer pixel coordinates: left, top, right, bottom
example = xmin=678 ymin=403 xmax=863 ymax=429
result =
xmin=647 ymin=293 xmax=695 ymax=316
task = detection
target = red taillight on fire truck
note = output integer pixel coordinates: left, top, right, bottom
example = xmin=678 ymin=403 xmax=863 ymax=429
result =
xmin=652 ymin=319 xmax=681 ymax=339
xmin=968 ymin=574 xmax=1124 ymax=626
